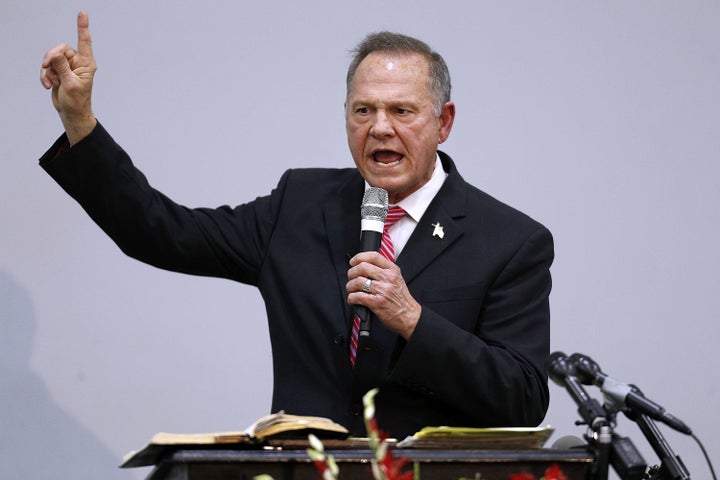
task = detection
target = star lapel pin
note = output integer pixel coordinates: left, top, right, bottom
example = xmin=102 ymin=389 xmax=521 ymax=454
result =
xmin=432 ymin=222 xmax=445 ymax=239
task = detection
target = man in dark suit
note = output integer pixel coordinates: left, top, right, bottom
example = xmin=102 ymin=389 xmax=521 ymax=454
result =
xmin=40 ymin=12 xmax=553 ymax=438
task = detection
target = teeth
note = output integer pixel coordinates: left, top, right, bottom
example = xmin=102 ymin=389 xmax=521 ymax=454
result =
xmin=372 ymin=151 xmax=403 ymax=165
xmin=374 ymin=159 xmax=401 ymax=167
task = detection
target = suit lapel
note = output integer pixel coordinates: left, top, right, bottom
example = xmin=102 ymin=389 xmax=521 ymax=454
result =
xmin=323 ymin=173 xmax=365 ymax=322
xmin=396 ymin=153 xmax=468 ymax=285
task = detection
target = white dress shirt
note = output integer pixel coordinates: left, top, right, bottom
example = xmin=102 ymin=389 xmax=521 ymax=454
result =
xmin=366 ymin=154 xmax=448 ymax=259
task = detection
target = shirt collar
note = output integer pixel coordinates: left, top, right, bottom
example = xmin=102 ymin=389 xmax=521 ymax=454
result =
xmin=363 ymin=154 xmax=448 ymax=223
xmin=395 ymin=154 xmax=448 ymax=223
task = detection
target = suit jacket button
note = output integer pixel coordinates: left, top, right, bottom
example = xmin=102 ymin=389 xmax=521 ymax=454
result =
xmin=332 ymin=334 xmax=344 ymax=346
xmin=350 ymin=405 xmax=361 ymax=416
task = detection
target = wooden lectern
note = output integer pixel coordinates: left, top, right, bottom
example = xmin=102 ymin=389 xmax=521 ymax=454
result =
xmin=137 ymin=447 xmax=593 ymax=480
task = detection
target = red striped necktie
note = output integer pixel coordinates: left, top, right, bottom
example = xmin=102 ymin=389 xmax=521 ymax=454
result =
xmin=349 ymin=206 xmax=407 ymax=367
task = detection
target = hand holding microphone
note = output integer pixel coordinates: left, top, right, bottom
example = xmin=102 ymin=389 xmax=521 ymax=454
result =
xmin=354 ymin=187 xmax=388 ymax=336
xmin=348 ymin=188 xmax=421 ymax=341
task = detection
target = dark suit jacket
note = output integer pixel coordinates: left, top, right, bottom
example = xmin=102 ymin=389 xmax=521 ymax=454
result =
xmin=40 ymin=122 xmax=554 ymax=439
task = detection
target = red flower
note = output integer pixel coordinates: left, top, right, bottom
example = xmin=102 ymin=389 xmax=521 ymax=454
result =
xmin=312 ymin=460 xmax=328 ymax=474
xmin=379 ymin=449 xmax=413 ymax=480
xmin=369 ymin=417 xmax=379 ymax=435
xmin=509 ymin=473 xmax=536 ymax=480
xmin=544 ymin=464 xmax=569 ymax=480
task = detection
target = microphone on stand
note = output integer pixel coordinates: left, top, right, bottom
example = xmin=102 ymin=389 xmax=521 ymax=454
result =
xmin=356 ymin=187 xmax=388 ymax=337
xmin=570 ymin=352 xmax=692 ymax=435
xmin=546 ymin=351 xmax=613 ymax=480
xmin=546 ymin=351 xmax=610 ymax=429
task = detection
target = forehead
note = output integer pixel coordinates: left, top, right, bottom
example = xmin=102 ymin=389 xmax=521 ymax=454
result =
xmin=357 ymin=51 xmax=429 ymax=73
xmin=349 ymin=52 xmax=432 ymax=99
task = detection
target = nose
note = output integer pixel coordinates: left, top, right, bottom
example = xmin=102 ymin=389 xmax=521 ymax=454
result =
xmin=369 ymin=110 xmax=394 ymax=138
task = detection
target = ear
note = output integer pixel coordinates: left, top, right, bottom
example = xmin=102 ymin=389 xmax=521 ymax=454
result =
xmin=437 ymin=101 xmax=456 ymax=144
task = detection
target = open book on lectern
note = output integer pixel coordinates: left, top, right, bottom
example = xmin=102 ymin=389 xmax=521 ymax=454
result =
xmin=121 ymin=411 xmax=349 ymax=468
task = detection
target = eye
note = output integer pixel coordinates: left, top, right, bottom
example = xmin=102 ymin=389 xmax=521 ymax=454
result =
xmin=354 ymin=106 xmax=369 ymax=115
xmin=395 ymin=107 xmax=410 ymax=115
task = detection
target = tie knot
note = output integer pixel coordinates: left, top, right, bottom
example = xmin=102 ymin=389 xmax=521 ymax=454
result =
xmin=384 ymin=206 xmax=406 ymax=231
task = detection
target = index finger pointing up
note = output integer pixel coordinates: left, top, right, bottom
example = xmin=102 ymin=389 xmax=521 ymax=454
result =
xmin=76 ymin=11 xmax=93 ymax=57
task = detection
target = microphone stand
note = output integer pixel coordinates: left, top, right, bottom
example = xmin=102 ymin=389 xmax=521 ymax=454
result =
xmin=547 ymin=352 xmax=612 ymax=480
xmin=581 ymin=409 xmax=647 ymax=480
xmin=593 ymin=422 xmax=613 ymax=480
xmin=573 ymin=402 xmax=613 ymax=480
xmin=593 ymin=404 xmax=647 ymax=480
xmin=585 ymin=391 xmax=648 ymax=480
xmin=623 ymin=408 xmax=691 ymax=479
xmin=566 ymin=353 xmax=697 ymax=479
xmin=601 ymin=384 xmax=690 ymax=479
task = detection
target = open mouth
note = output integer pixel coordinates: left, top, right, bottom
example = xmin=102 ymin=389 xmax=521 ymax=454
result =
xmin=372 ymin=150 xmax=403 ymax=167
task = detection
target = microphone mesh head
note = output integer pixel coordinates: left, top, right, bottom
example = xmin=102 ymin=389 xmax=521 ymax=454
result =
xmin=552 ymin=435 xmax=587 ymax=450
xmin=361 ymin=187 xmax=389 ymax=222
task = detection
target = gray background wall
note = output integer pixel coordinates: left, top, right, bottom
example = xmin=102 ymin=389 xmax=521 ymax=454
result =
xmin=2 ymin=1 xmax=718 ymax=479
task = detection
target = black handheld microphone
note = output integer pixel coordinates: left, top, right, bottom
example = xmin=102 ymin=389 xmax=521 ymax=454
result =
xmin=570 ymin=352 xmax=692 ymax=435
xmin=356 ymin=187 xmax=388 ymax=336
xmin=546 ymin=351 xmax=609 ymax=429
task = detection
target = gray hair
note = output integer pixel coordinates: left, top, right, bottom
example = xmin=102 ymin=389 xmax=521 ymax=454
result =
xmin=346 ymin=31 xmax=452 ymax=116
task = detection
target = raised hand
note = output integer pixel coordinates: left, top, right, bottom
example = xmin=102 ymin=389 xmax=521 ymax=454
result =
xmin=40 ymin=11 xmax=97 ymax=144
